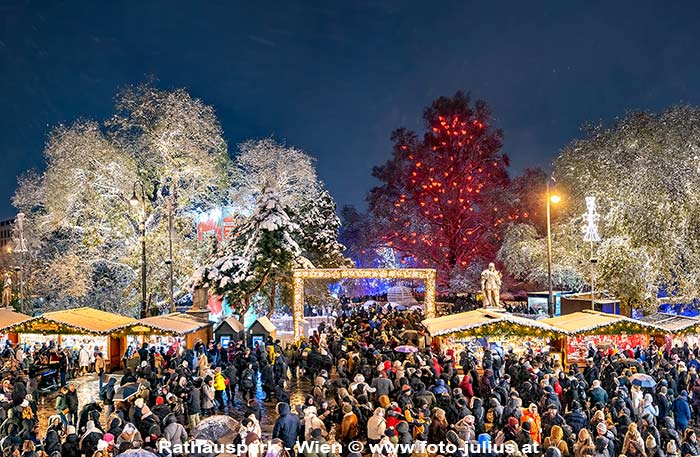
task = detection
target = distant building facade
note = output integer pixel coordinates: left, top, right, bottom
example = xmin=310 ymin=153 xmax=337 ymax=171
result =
xmin=0 ymin=218 xmax=14 ymax=252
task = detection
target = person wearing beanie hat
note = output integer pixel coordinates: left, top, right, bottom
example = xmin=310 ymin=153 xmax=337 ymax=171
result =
xmin=337 ymin=402 xmax=359 ymax=444
xmin=596 ymin=421 xmax=615 ymax=457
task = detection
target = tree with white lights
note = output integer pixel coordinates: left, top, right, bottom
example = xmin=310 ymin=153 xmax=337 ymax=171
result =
xmin=499 ymin=106 xmax=700 ymax=313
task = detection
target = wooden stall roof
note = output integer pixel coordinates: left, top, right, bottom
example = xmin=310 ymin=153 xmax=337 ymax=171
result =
xmin=115 ymin=313 xmax=211 ymax=336
xmin=639 ymin=313 xmax=700 ymax=335
xmin=7 ymin=307 xmax=137 ymax=335
xmin=540 ymin=310 xmax=667 ymax=336
xmin=215 ymin=316 xmax=244 ymax=333
xmin=421 ymin=309 xmax=567 ymax=338
xmin=0 ymin=308 xmax=32 ymax=333
xmin=252 ymin=316 xmax=276 ymax=333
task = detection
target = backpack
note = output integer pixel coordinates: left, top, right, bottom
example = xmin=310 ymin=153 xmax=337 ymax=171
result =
xmin=242 ymin=371 xmax=255 ymax=389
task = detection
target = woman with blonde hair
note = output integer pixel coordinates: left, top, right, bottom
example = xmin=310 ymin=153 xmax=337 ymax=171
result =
xmin=622 ymin=422 xmax=645 ymax=457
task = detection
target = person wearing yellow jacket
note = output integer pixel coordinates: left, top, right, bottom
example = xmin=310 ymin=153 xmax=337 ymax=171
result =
xmin=213 ymin=367 xmax=227 ymax=412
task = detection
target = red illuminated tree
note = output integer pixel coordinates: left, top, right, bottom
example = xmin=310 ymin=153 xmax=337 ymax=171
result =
xmin=368 ymin=91 xmax=526 ymax=288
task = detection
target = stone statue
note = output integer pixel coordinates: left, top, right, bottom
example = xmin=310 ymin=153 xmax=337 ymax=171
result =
xmin=480 ymin=262 xmax=502 ymax=308
xmin=2 ymin=275 xmax=11 ymax=308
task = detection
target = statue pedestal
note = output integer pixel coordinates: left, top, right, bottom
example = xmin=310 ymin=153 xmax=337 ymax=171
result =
xmin=187 ymin=287 xmax=211 ymax=323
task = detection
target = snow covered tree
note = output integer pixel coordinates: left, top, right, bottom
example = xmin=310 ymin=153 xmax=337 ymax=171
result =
xmin=13 ymin=84 xmax=231 ymax=315
xmin=293 ymin=190 xmax=349 ymax=268
xmin=368 ymin=91 xmax=520 ymax=288
xmin=192 ymin=140 xmax=350 ymax=316
xmin=193 ymin=187 xmax=301 ymax=316
xmin=499 ymin=106 xmax=700 ymax=313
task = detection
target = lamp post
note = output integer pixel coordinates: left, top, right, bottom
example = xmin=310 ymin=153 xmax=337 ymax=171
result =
xmin=165 ymin=193 xmax=176 ymax=313
xmin=14 ymin=213 xmax=28 ymax=314
xmin=546 ymin=182 xmax=561 ymax=317
xmin=130 ymin=182 xmax=148 ymax=318
xmin=583 ymin=196 xmax=601 ymax=310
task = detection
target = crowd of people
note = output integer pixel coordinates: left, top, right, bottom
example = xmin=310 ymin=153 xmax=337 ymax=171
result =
xmin=0 ymin=307 xmax=700 ymax=457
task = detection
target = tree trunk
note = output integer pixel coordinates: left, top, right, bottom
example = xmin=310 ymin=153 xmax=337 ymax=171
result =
xmin=266 ymin=281 xmax=277 ymax=318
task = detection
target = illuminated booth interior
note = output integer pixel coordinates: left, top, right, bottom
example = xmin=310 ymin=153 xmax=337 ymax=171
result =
xmin=6 ymin=307 xmax=137 ymax=371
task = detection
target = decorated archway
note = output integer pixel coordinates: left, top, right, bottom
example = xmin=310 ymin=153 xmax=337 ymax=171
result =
xmin=292 ymin=268 xmax=437 ymax=339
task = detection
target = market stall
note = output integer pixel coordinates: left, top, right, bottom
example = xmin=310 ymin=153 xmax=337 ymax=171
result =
xmin=422 ymin=309 xmax=568 ymax=365
xmin=6 ymin=307 xmax=137 ymax=371
xmin=639 ymin=312 xmax=700 ymax=352
xmin=541 ymin=310 xmax=667 ymax=366
xmin=114 ymin=312 xmax=213 ymax=351
xmin=0 ymin=308 xmax=32 ymax=345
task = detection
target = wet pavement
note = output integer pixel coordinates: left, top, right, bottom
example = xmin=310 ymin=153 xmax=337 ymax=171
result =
xmin=36 ymin=372 xmax=310 ymax=441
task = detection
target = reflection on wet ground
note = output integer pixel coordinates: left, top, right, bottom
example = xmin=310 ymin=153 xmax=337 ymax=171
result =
xmin=36 ymin=372 xmax=311 ymax=441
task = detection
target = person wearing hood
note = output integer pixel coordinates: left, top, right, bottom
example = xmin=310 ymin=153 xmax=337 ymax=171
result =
xmin=77 ymin=396 xmax=102 ymax=434
xmin=367 ymin=407 xmax=387 ymax=445
xmin=645 ymin=434 xmax=664 ymax=457
xmin=573 ymin=429 xmax=594 ymax=457
xmin=681 ymin=429 xmax=700 ymax=457
xmin=472 ymin=397 xmax=486 ymax=436
xmin=163 ymin=412 xmax=188 ymax=446
xmin=396 ymin=421 xmax=413 ymax=454
xmin=350 ymin=374 xmax=375 ymax=395
xmin=474 ymin=433 xmax=496 ymax=457
xmin=303 ymin=406 xmax=327 ymax=441
xmin=544 ymin=425 xmax=571 ymax=457
xmin=486 ymin=397 xmax=504 ymax=431
xmin=61 ymin=425 xmax=81 ymax=457
xmin=273 ymin=402 xmax=301 ymax=455
xmin=43 ymin=429 xmax=62 ymax=456
xmin=640 ymin=394 xmax=659 ymax=419
xmin=116 ymin=422 xmax=142 ymax=453
xmin=429 ymin=407 xmax=448 ymax=444
xmin=673 ymin=390 xmax=691 ymax=431
xmin=455 ymin=415 xmax=477 ymax=443
xmin=79 ymin=420 xmax=103 ymax=457
xmin=460 ymin=374 xmax=475 ymax=402
xmin=666 ymin=441 xmax=679 ymax=457
xmin=312 ymin=375 xmax=327 ymax=404
xmin=521 ymin=403 xmax=542 ymax=444
xmin=659 ymin=416 xmax=681 ymax=451
xmin=431 ymin=379 xmax=449 ymax=397
xmin=414 ymin=382 xmax=436 ymax=409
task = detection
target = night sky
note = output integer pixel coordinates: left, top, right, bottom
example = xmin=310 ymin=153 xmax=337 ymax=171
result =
xmin=2 ymin=1 xmax=700 ymax=219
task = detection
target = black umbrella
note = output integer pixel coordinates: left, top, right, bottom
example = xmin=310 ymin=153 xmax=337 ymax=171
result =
xmin=113 ymin=383 xmax=140 ymax=402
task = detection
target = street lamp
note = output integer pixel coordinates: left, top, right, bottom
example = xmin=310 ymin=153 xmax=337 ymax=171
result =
xmin=164 ymin=191 xmax=176 ymax=313
xmin=130 ymin=182 xmax=148 ymax=318
xmin=14 ymin=213 xmax=28 ymax=314
xmin=546 ymin=182 xmax=561 ymax=317
xmin=583 ymin=196 xmax=601 ymax=310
